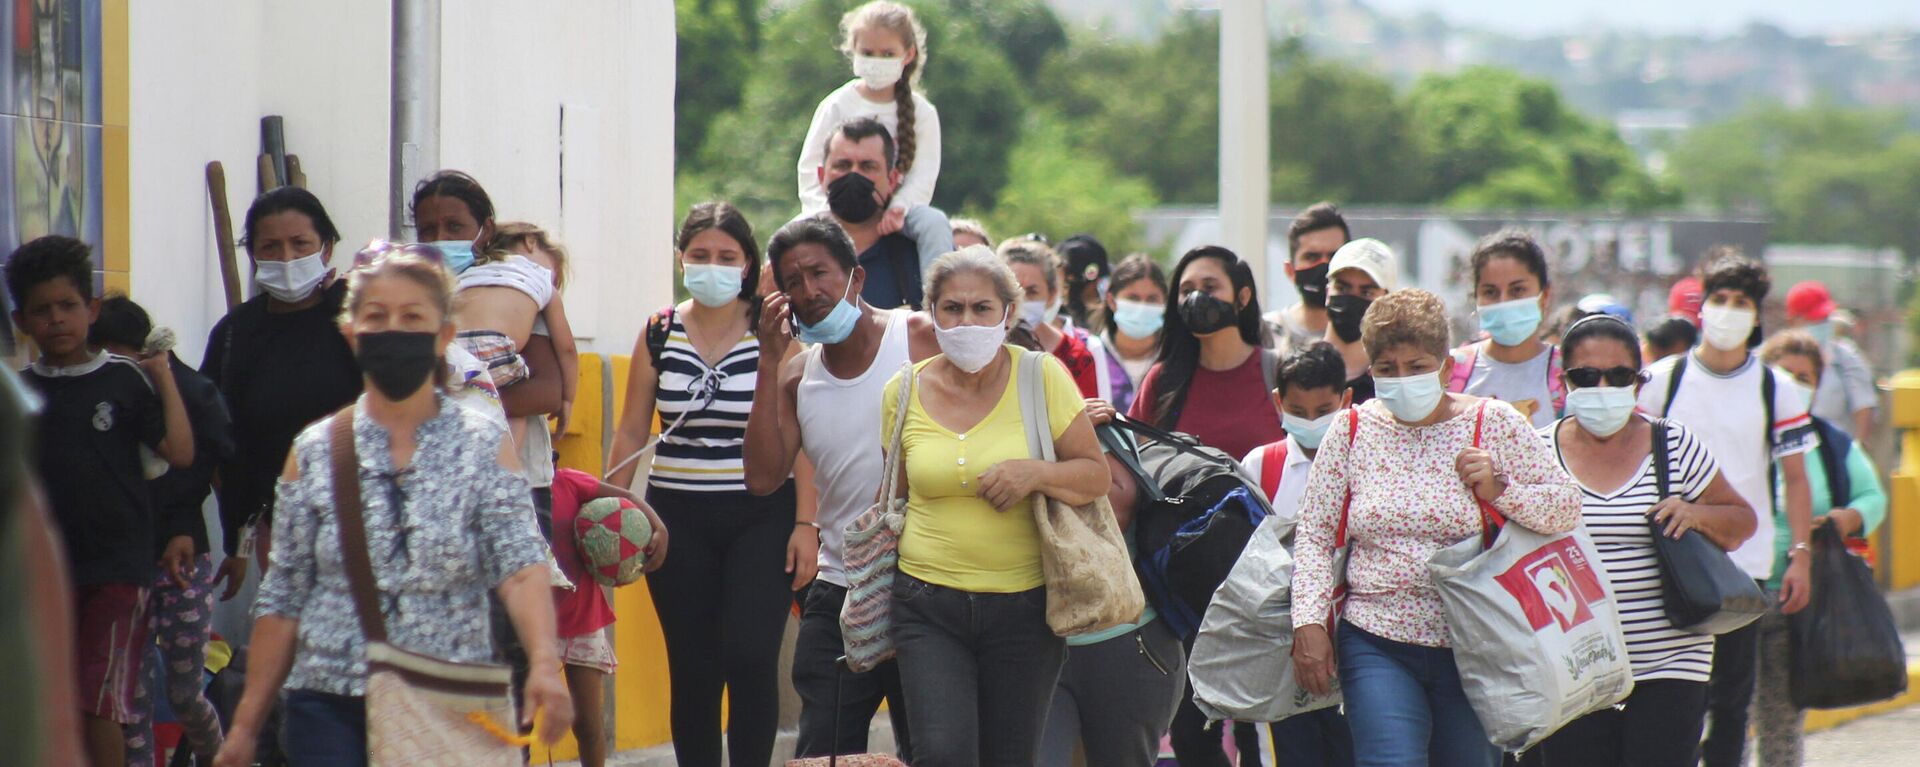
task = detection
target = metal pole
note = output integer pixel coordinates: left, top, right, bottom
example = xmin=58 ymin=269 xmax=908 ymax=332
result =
xmin=390 ymin=0 xmax=442 ymax=240
xmin=1219 ymin=0 xmax=1270 ymax=296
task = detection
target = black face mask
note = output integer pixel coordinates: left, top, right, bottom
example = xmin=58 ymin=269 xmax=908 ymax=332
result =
xmin=355 ymin=331 xmax=440 ymax=400
xmin=1326 ymin=294 xmax=1372 ymax=343
xmin=827 ymin=171 xmax=884 ymax=224
xmin=1179 ymin=290 xmax=1238 ymax=335
xmin=1292 ymin=262 xmax=1330 ymax=308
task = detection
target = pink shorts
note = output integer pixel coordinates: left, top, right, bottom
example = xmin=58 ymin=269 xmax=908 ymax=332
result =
xmin=559 ymin=628 xmax=617 ymax=674
xmin=76 ymin=583 xmax=152 ymax=723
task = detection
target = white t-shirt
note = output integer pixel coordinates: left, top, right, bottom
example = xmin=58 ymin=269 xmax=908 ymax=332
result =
xmin=796 ymin=80 xmax=943 ymax=216
xmin=1638 ymin=351 xmax=1818 ymax=578
xmin=1241 ymin=435 xmax=1314 ymax=525
xmin=1543 ymin=416 xmax=1720 ymax=682
xmin=797 ymin=310 xmax=913 ymax=587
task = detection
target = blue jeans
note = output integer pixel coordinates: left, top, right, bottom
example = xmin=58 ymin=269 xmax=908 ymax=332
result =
xmin=281 ymin=689 xmax=367 ymax=767
xmin=891 ymin=571 xmax=1065 ymax=767
xmin=1338 ymin=623 xmax=1500 ymax=767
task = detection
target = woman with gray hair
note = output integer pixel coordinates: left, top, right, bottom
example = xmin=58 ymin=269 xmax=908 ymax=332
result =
xmin=880 ymin=245 xmax=1111 ymax=766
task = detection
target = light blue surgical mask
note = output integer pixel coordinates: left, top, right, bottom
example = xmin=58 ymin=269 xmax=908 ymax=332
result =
xmin=682 ymin=263 xmax=744 ymax=308
xmin=1565 ymin=386 xmax=1638 ymax=437
xmin=1374 ymin=370 xmax=1446 ymax=423
xmin=1478 ymin=296 xmax=1544 ymax=347
xmin=795 ymin=279 xmax=860 ymax=345
xmin=1112 ymin=299 xmax=1165 ymax=338
xmin=428 ymin=239 xmax=477 ymax=274
xmin=1283 ymin=410 xmax=1339 ymax=450
xmin=1806 ymin=321 xmax=1834 ymax=345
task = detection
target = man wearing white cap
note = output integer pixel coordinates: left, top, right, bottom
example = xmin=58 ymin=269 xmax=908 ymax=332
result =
xmin=1323 ymin=238 xmax=1400 ymax=405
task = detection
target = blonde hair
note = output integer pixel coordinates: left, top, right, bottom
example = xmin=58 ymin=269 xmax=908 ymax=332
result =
xmin=340 ymin=245 xmax=457 ymax=385
xmin=489 ymin=221 xmax=571 ymax=289
xmin=1760 ymin=330 xmax=1825 ymax=384
xmin=951 ymin=217 xmax=991 ymax=244
xmin=1360 ymin=288 xmax=1451 ymax=361
xmin=925 ymin=245 xmax=1020 ymax=308
xmin=839 ymin=1 xmax=927 ymax=174
xmin=996 ymin=238 xmax=1060 ymax=292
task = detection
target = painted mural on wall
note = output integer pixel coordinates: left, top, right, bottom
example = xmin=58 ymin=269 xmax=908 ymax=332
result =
xmin=1 ymin=0 xmax=104 ymax=279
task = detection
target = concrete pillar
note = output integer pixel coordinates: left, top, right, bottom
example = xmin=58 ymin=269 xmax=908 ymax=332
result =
xmin=1218 ymin=0 xmax=1270 ymax=294
xmin=390 ymin=0 xmax=441 ymax=239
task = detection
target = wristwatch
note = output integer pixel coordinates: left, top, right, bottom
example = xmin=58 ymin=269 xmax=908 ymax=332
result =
xmin=1787 ymin=541 xmax=1811 ymax=560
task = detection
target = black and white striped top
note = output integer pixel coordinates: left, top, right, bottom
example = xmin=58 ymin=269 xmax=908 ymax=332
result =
xmin=650 ymin=309 xmax=759 ymax=493
xmin=1541 ymin=416 xmax=1722 ymax=683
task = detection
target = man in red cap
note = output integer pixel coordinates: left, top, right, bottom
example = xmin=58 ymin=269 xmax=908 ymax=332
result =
xmin=1669 ymin=276 xmax=1704 ymax=326
xmin=1785 ymin=280 xmax=1877 ymax=438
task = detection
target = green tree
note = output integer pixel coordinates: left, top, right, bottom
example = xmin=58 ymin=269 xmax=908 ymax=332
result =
xmin=676 ymin=0 xmax=761 ymax=162
xmin=1268 ymin=39 xmax=1427 ymax=205
xmin=982 ymin=111 xmax=1159 ymax=254
xmin=1040 ymin=17 xmax=1221 ymax=204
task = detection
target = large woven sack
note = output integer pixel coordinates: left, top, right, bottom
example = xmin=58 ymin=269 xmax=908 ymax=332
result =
xmin=573 ymin=496 xmax=653 ymax=587
xmin=1016 ymin=351 xmax=1146 ymax=636
xmin=1189 ymin=514 xmax=1340 ymax=722
xmin=364 ymin=644 xmax=521 ymax=767
xmin=839 ymin=363 xmax=916 ymax=673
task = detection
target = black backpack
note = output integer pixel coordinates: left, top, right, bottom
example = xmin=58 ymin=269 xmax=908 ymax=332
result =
xmin=1099 ymin=415 xmax=1274 ymax=640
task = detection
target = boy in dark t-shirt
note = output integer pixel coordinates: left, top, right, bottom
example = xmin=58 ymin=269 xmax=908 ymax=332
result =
xmin=6 ymin=236 xmax=194 ymax=767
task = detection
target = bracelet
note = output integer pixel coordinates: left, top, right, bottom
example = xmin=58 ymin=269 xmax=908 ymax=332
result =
xmin=796 ymin=520 xmax=820 ymax=529
xmin=1788 ymin=541 xmax=1811 ymax=559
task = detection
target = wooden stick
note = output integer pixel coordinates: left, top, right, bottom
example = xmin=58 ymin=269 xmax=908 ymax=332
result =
xmin=256 ymin=153 xmax=279 ymax=194
xmin=206 ymin=162 xmax=242 ymax=309
xmin=285 ymin=154 xmax=307 ymax=189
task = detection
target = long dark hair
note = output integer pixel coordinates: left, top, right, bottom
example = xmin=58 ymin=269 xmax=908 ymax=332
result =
xmin=410 ymin=170 xmax=496 ymax=250
xmin=1150 ymin=246 xmax=1264 ymax=429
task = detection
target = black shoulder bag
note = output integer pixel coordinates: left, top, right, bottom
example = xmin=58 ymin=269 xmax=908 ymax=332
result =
xmin=1646 ymin=418 xmax=1767 ymax=635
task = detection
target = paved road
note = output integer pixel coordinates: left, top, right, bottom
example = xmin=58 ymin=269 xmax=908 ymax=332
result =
xmin=1806 ymin=704 xmax=1920 ymax=766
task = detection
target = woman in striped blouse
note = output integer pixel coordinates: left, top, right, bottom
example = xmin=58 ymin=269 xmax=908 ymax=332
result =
xmin=1523 ymin=315 xmax=1754 ymax=767
xmin=607 ymin=202 xmax=807 ymax=767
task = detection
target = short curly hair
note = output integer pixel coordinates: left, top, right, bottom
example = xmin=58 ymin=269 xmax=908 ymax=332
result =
xmin=1701 ymin=247 xmax=1770 ymax=304
xmin=1361 ymin=288 xmax=1451 ymax=361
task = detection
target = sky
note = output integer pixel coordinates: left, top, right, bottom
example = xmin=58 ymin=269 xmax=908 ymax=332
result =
xmin=1356 ymin=0 xmax=1920 ymax=36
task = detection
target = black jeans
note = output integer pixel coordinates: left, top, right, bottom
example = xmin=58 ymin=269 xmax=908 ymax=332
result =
xmin=1038 ymin=620 xmax=1187 ymax=767
xmin=1518 ymin=679 xmax=1708 ymax=767
xmin=644 ymin=482 xmax=796 ymax=767
xmin=1269 ymin=707 xmax=1355 ymax=766
xmin=1170 ymin=635 xmax=1265 ymax=767
xmin=280 ymin=690 xmax=367 ymax=767
xmin=792 ymin=582 xmax=913 ymax=760
xmin=1700 ymin=598 xmax=1763 ymax=767
xmin=892 ymin=571 xmax=1065 ymax=767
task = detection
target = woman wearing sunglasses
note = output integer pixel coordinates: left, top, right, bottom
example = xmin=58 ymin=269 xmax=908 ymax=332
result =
xmin=214 ymin=244 xmax=572 ymax=767
xmin=1522 ymin=315 xmax=1754 ymax=767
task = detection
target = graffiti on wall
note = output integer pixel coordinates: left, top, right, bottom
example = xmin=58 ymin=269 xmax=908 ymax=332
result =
xmin=2 ymin=0 xmax=104 ymax=275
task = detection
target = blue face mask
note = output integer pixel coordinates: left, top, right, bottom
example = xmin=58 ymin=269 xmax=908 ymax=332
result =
xmin=1478 ymin=296 xmax=1544 ymax=346
xmin=682 ymin=263 xmax=744 ymax=308
xmin=1282 ymin=410 xmax=1339 ymax=450
xmin=1565 ymin=385 xmax=1637 ymax=437
xmin=1374 ymin=370 xmax=1447 ymax=423
xmin=428 ymin=239 xmax=477 ymax=274
xmin=1111 ymin=298 xmax=1165 ymax=338
xmin=795 ymin=280 xmax=860 ymax=345
xmin=1806 ymin=321 xmax=1834 ymax=345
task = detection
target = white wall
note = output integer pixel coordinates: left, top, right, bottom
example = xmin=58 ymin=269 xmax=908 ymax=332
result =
xmin=129 ymin=1 xmax=674 ymax=364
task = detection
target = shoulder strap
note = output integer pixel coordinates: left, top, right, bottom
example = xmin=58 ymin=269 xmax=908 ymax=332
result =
xmin=1447 ymin=342 xmax=1478 ymax=393
xmin=1761 ymin=362 xmax=1778 ymax=507
xmin=878 ymin=361 xmax=917 ymax=504
xmin=1472 ymin=401 xmax=1507 ymax=545
xmin=1814 ymin=418 xmax=1853 ymax=512
xmin=1652 ymin=417 xmax=1671 ymax=501
xmin=1260 ymin=347 xmax=1280 ymax=395
xmin=1546 ymin=345 xmax=1565 ymax=414
xmin=1259 ymin=441 xmax=1288 ymax=502
xmin=1018 ymin=351 xmax=1056 ymax=462
xmin=1661 ymin=353 xmax=1688 ymax=418
xmin=327 ymin=404 xmax=388 ymax=642
xmin=1335 ymin=408 xmax=1359 ymax=548
xmin=645 ymin=305 xmax=674 ymax=368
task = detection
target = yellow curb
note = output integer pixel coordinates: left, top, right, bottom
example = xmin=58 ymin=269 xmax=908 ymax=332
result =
xmin=1803 ymin=662 xmax=1920 ymax=733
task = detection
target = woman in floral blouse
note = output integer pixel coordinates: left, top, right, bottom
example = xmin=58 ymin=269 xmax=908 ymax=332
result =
xmin=1288 ymin=289 xmax=1582 ymax=767
xmin=214 ymin=244 xmax=573 ymax=767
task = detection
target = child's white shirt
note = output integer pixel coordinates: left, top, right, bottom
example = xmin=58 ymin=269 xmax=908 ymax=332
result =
xmin=796 ymin=79 xmax=942 ymax=216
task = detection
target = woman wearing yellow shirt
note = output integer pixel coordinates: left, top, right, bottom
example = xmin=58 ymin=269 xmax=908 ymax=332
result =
xmin=881 ymin=246 xmax=1111 ymax=767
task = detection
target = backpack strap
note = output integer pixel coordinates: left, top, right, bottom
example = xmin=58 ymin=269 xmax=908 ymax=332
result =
xmin=1260 ymin=347 xmax=1281 ymax=395
xmin=1761 ymin=362 xmax=1778 ymax=508
xmin=1545 ymin=345 xmax=1566 ymax=415
xmin=1660 ymin=353 xmax=1688 ymax=418
xmin=1446 ymin=342 xmax=1479 ymax=394
xmin=644 ymin=305 xmax=676 ymax=369
xmin=1258 ymin=440 xmax=1289 ymax=503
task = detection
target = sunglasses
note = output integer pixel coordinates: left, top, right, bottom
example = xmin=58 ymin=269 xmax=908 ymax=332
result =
xmin=1565 ymin=366 xmax=1648 ymax=389
xmin=353 ymin=240 xmax=449 ymax=270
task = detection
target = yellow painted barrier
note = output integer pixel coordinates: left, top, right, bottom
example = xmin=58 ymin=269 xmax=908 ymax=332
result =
xmin=1887 ymin=371 xmax=1920 ymax=591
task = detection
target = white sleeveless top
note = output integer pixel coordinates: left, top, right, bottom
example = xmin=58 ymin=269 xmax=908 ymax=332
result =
xmin=798 ymin=309 xmax=912 ymax=587
xmin=457 ymin=255 xmax=555 ymax=309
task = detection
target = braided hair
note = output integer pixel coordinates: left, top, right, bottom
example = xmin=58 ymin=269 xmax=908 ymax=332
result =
xmin=840 ymin=2 xmax=927 ymax=174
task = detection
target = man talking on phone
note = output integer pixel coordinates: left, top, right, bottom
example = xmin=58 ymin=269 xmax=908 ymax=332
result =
xmin=743 ymin=214 xmax=938 ymax=759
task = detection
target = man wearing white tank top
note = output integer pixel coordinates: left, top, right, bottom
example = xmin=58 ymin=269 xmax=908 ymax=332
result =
xmin=744 ymin=215 xmax=938 ymax=760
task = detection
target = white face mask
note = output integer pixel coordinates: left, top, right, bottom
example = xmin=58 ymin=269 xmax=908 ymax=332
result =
xmin=1700 ymin=304 xmax=1756 ymax=351
xmin=1018 ymin=297 xmax=1060 ymax=328
xmin=254 ymin=249 xmax=329 ymax=303
xmin=853 ymin=54 xmax=906 ymax=90
xmin=1565 ymin=386 xmax=1638 ymax=438
xmin=1373 ymin=370 xmax=1447 ymax=423
xmin=935 ymin=308 xmax=1010 ymax=373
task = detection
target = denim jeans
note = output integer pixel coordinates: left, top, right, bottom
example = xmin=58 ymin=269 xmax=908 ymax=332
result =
xmin=281 ymin=689 xmax=367 ymax=767
xmin=1338 ymin=623 xmax=1500 ymax=767
xmin=1037 ymin=619 xmax=1186 ymax=767
xmin=1270 ymin=706 xmax=1355 ymax=766
xmin=793 ymin=582 xmax=913 ymax=760
xmin=891 ymin=571 xmax=1065 ymax=767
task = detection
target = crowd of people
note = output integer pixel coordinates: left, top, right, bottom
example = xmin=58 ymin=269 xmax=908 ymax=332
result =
xmin=1 ymin=3 xmax=1896 ymax=767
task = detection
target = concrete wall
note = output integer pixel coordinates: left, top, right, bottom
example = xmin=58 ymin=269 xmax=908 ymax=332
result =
xmin=126 ymin=0 xmax=674 ymax=365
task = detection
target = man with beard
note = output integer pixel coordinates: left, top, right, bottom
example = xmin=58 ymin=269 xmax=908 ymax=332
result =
xmin=1323 ymin=238 xmax=1401 ymax=405
xmin=1265 ymin=202 xmax=1350 ymax=354
xmin=816 ymin=117 xmax=954 ymax=310
xmin=743 ymin=215 xmax=939 ymax=759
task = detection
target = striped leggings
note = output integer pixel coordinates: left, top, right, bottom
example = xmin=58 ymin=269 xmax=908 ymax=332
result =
xmin=125 ymin=554 xmax=225 ymax=764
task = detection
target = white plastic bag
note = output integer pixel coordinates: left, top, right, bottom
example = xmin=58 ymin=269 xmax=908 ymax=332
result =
xmin=1189 ymin=515 xmax=1341 ymax=723
xmin=1428 ymin=524 xmax=1634 ymax=751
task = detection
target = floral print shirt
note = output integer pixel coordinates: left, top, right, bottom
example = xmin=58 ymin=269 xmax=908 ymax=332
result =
xmin=1291 ymin=398 xmax=1582 ymax=647
xmin=254 ymin=393 xmax=545 ymax=696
